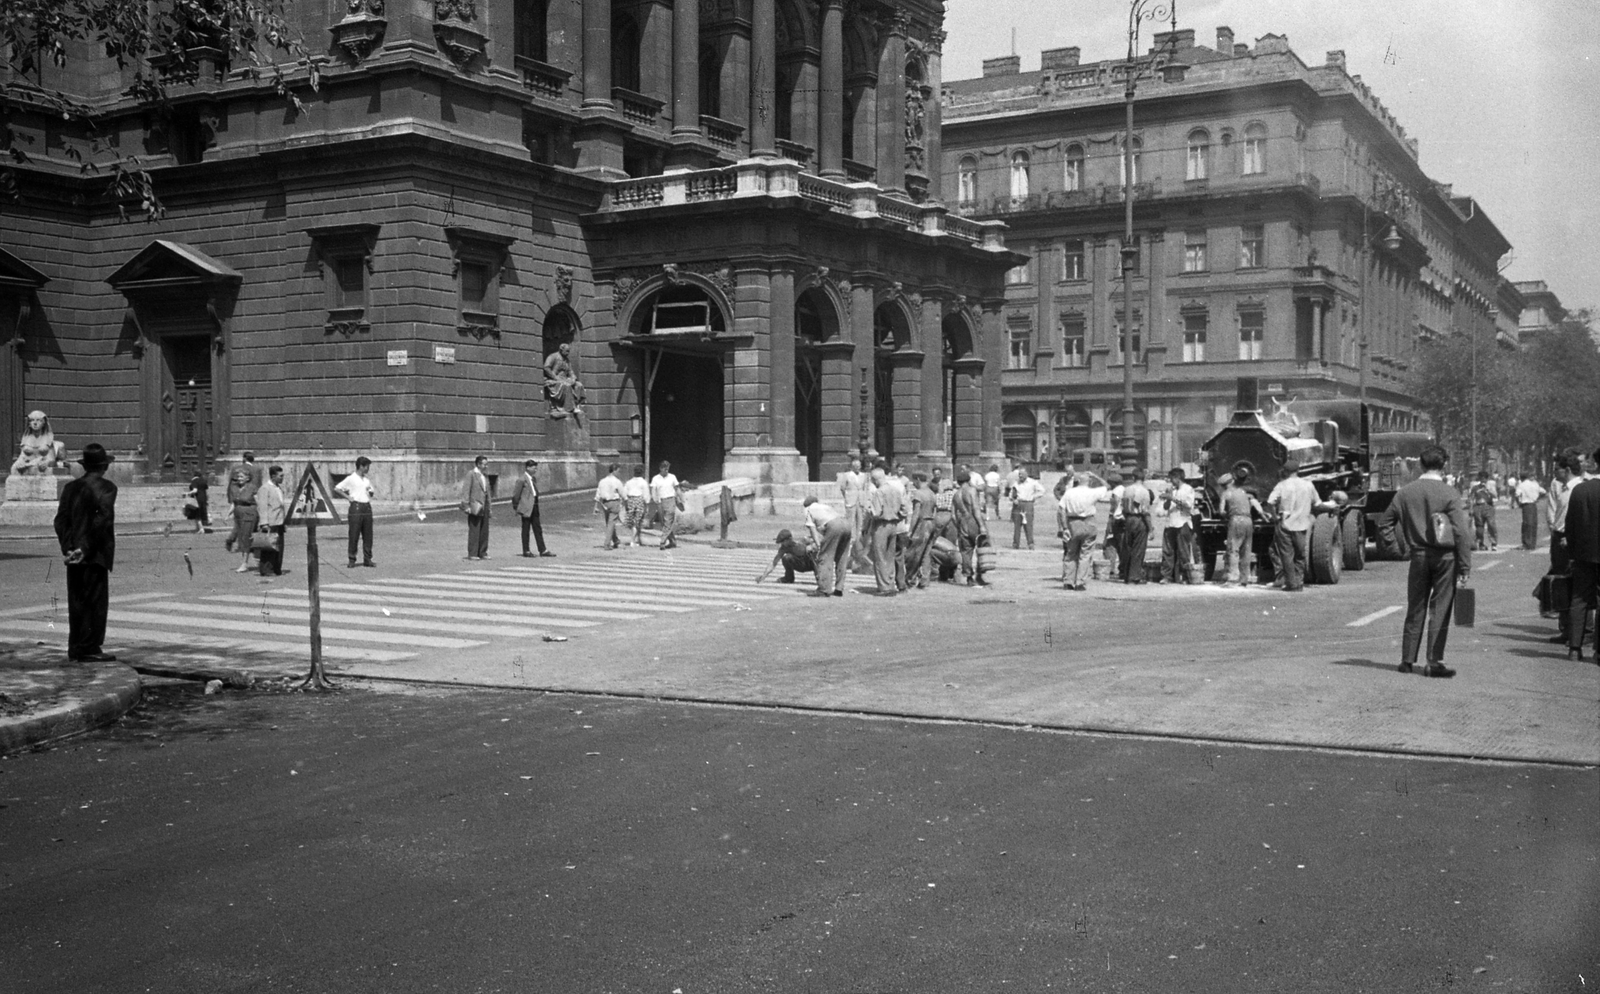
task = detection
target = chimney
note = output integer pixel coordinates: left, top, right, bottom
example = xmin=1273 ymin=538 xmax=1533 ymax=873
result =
xmin=1326 ymin=50 xmax=1346 ymax=70
xmin=1234 ymin=43 xmax=1250 ymax=56
xmin=1216 ymin=26 xmax=1233 ymax=54
xmin=982 ymin=55 xmax=1021 ymax=77
xmin=1152 ymin=28 xmax=1195 ymax=53
xmin=1041 ymin=46 xmax=1081 ymax=71
xmin=1236 ymin=378 xmax=1260 ymax=413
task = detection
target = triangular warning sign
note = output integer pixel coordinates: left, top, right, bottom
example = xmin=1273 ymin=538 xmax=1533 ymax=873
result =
xmin=285 ymin=462 xmax=342 ymax=525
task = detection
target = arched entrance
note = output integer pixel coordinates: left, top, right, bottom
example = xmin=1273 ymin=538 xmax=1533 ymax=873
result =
xmin=633 ymin=283 xmax=728 ymax=485
xmin=1002 ymin=408 xmax=1035 ymax=463
xmin=873 ymin=302 xmax=912 ymax=463
xmin=794 ymin=287 xmax=840 ymax=481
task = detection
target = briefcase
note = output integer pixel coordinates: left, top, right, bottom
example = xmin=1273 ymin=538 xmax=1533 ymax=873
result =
xmin=1533 ymin=574 xmax=1571 ymax=615
xmin=1453 ymin=586 xmax=1475 ymax=627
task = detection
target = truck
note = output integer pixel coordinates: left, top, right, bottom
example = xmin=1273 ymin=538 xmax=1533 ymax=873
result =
xmin=1192 ymin=380 xmax=1373 ymax=585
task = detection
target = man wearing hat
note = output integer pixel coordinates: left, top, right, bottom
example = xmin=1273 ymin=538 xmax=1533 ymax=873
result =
xmin=755 ymin=529 xmax=815 ymax=585
xmin=511 ymin=458 xmax=555 ymax=558
xmin=54 ymin=444 xmax=119 ymax=662
xmin=1217 ymin=467 xmax=1265 ymax=585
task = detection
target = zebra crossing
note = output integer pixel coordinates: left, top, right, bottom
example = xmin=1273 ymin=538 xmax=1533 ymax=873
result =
xmin=0 ymin=547 xmax=790 ymax=669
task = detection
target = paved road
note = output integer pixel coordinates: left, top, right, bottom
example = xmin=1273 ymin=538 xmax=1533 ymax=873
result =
xmin=1 ymin=683 xmax=1594 ymax=994
xmin=1 ymin=508 xmax=1595 ymax=763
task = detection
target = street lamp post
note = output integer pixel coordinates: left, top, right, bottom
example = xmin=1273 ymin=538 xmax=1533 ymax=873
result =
xmin=1117 ymin=0 xmax=1182 ymax=479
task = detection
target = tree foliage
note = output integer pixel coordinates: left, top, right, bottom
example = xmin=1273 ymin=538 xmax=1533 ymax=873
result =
xmin=1411 ymin=309 xmax=1600 ymax=470
xmin=1 ymin=0 xmax=317 ymax=216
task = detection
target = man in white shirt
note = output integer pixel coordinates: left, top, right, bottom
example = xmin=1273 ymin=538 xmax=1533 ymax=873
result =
xmin=1515 ymin=473 xmax=1546 ymax=551
xmin=802 ymin=496 xmax=851 ymax=597
xmin=838 ymin=456 xmax=869 ymax=569
xmin=1159 ymin=467 xmax=1197 ymax=584
xmin=333 ymin=455 xmax=377 ymax=568
xmin=1009 ymin=466 xmax=1047 ymax=550
xmin=650 ymin=460 xmax=683 ymax=550
xmin=1058 ymin=474 xmax=1107 ymax=590
xmin=593 ymin=462 xmax=624 ymax=550
xmin=1266 ymin=469 xmax=1326 ymax=591
xmin=985 ymin=464 xmax=1003 ymax=520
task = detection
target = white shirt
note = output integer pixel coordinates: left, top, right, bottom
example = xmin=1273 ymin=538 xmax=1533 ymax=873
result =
xmin=1059 ymin=485 xmax=1107 ymax=519
xmin=622 ymin=477 xmax=649 ymax=499
xmin=334 ymin=472 xmax=376 ymax=504
xmin=594 ymin=474 xmax=624 ymax=501
xmin=1267 ymin=476 xmax=1318 ymax=532
xmin=1515 ymin=479 xmax=1544 ymax=506
xmin=1012 ymin=478 xmax=1046 ymax=503
xmin=805 ymin=501 xmax=840 ymax=528
xmin=985 ymin=470 xmax=1002 ymax=491
xmin=1164 ymin=482 xmax=1196 ymax=530
xmin=650 ymin=473 xmax=680 ymax=501
xmin=1108 ymin=484 xmax=1125 ymax=520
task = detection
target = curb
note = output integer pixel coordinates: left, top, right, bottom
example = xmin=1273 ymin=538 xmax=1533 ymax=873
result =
xmin=0 ymin=664 xmax=143 ymax=754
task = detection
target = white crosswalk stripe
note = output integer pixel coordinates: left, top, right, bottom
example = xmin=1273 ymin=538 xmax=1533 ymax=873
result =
xmin=0 ymin=548 xmax=788 ymax=665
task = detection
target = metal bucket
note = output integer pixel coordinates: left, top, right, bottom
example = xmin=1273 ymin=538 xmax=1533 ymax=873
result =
xmin=976 ymin=545 xmax=997 ymax=574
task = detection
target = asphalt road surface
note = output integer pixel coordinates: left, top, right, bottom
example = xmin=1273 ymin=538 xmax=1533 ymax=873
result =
xmin=2 ymin=682 xmax=1594 ymax=994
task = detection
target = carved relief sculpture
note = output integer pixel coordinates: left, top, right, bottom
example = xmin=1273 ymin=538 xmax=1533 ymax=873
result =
xmin=433 ymin=0 xmax=487 ymax=69
xmin=10 ymin=411 xmax=66 ymax=476
xmin=332 ymin=0 xmax=388 ymax=63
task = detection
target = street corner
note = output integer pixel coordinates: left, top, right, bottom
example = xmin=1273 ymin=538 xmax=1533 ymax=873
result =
xmin=0 ymin=642 xmax=143 ymax=754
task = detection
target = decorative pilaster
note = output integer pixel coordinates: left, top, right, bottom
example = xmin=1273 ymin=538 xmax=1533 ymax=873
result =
xmin=670 ymin=0 xmax=700 ymax=135
xmin=875 ymin=7 xmax=908 ymax=194
xmin=818 ymin=0 xmax=845 ymax=177
xmin=581 ymin=0 xmax=613 ymax=109
xmin=750 ymin=0 xmax=778 ymax=156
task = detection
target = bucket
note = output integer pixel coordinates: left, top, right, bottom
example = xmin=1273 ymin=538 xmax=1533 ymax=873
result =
xmin=976 ymin=545 xmax=997 ymax=574
xmin=1090 ymin=559 xmax=1109 ymax=581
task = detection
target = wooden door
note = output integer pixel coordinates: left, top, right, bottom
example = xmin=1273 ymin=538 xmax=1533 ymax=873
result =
xmin=163 ymin=334 xmax=214 ymax=481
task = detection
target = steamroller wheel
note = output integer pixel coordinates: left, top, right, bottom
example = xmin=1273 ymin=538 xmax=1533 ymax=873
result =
xmin=1341 ymin=510 xmax=1366 ymax=571
xmin=1309 ymin=514 xmax=1342 ymax=585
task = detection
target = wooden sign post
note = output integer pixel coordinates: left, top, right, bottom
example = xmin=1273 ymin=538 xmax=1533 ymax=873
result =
xmin=285 ymin=463 xmax=341 ymax=690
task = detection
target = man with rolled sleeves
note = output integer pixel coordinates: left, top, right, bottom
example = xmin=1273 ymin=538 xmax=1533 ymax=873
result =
xmin=54 ymin=444 xmax=118 ymax=662
xmin=1058 ymin=473 xmax=1106 ymax=591
xmin=1010 ymin=465 xmax=1046 ymax=550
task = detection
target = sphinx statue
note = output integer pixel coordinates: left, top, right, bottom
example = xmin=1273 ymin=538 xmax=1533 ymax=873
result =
xmin=10 ymin=410 xmax=66 ymax=476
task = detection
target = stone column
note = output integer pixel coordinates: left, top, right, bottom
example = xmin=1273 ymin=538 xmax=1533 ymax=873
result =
xmin=918 ymin=295 xmax=947 ymax=463
xmin=950 ymin=356 xmax=985 ymax=469
xmin=1088 ymin=234 xmax=1111 ymax=375
xmin=769 ymin=267 xmax=797 ymax=448
xmin=817 ymin=339 xmax=857 ymax=478
xmin=851 ymin=282 xmax=877 ymax=456
xmin=1036 ymin=241 xmax=1056 ymax=364
xmin=818 ymin=0 xmax=845 ymax=177
xmin=924 ymin=30 xmax=945 ymax=201
xmin=639 ymin=1 xmax=674 ymax=110
xmin=670 ymin=0 xmax=699 ymax=135
xmin=889 ymin=348 xmax=924 ymax=464
xmin=581 ymin=0 xmax=612 ymax=108
xmin=749 ymin=0 xmax=777 ymax=156
xmin=1313 ymin=299 xmax=1327 ymax=363
xmin=875 ymin=9 xmax=907 ymax=194
xmin=1144 ymin=229 xmax=1167 ymax=377
xmin=978 ymin=300 xmax=1006 ymax=464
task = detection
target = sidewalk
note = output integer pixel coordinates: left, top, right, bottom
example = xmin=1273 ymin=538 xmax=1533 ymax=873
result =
xmin=0 ymin=643 xmax=142 ymax=753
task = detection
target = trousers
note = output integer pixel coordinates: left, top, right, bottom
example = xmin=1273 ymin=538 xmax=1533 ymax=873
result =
xmin=1224 ymin=515 xmax=1254 ymax=583
xmin=814 ymin=518 xmax=852 ymax=594
xmin=66 ymin=562 xmax=109 ymax=658
xmin=466 ymin=513 xmax=490 ymax=558
xmin=1119 ymin=516 xmax=1149 ymax=582
xmin=1161 ymin=524 xmax=1195 ymax=582
xmin=869 ymin=521 xmax=904 ymax=591
xmin=1061 ymin=518 xmax=1097 ymax=586
xmin=1471 ymin=507 xmax=1497 ymax=550
xmin=1012 ymin=500 xmax=1036 ymax=549
xmin=520 ymin=506 xmax=547 ymax=554
xmin=346 ymin=503 xmax=373 ymax=563
xmin=1272 ymin=526 xmax=1309 ymax=590
xmin=1569 ymin=561 xmax=1598 ymax=652
xmin=1521 ymin=504 xmax=1539 ymax=550
xmin=1402 ymin=549 xmax=1460 ymax=664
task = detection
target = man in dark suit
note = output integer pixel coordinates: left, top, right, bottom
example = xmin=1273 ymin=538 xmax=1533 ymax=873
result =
xmin=461 ymin=455 xmax=492 ymax=560
xmin=510 ymin=458 xmax=554 ymax=558
xmin=1562 ymin=446 xmax=1600 ymax=663
xmin=53 ymin=443 xmax=119 ymax=662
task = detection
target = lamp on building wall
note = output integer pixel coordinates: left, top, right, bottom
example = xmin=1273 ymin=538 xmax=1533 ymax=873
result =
xmin=1116 ymin=0 xmax=1181 ymax=478
xmin=629 ymin=412 xmax=643 ymax=438
xmin=1357 ymin=176 xmax=1409 ymax=413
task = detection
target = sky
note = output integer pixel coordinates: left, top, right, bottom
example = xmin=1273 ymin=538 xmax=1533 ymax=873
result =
xmin=942 ymin=0 xmax=1599 ymax=315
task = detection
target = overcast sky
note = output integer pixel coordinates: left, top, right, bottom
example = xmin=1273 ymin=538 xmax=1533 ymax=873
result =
xmin=943 ymin=0 xmax=1598 ymax=315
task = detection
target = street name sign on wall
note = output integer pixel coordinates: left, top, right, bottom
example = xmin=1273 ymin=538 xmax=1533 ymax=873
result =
xmin=286 ymin=463 xmax=342 ymax=525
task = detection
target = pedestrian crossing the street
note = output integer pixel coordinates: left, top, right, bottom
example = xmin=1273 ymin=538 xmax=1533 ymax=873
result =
xmin=0 ymin=548 xmax=788 ymax=668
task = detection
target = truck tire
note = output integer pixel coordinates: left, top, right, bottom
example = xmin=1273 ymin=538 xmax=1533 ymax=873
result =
xmin=1309 ymin=515 xmax=1342 ymax=585
xmin=1341 ymin=510 xmax=1365 ymax=571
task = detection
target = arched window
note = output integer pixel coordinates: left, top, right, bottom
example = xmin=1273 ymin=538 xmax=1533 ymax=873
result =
xmin=1119 ymin=137 xmax=1142 ymax=187
xmin=1063 ymin=143 xmax=1084 ymax=191
xmin=1243 ymin=123 xmax=1267 ymax=174
xmin=957 ymin=156 xmax=978 ymax=204
xmin=1187 ymin=129 xmax=1210 ymax=180
xmin=1010 ymin=150 xmax=1030 ymax=200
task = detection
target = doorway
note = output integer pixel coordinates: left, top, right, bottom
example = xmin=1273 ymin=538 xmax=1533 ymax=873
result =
xmin=163 ymin=334 xmax=215 ymax=482
xmin=648 ymin=351 xmax=724 ymax=485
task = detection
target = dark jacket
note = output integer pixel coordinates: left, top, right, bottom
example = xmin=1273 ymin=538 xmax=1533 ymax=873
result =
xmin=1565 ymin=478 xmax=1600 ymax=565
xmin=1378 ymin=475 xmax=1473 ymax=568
xmin=54 ymin=473 xmax=118 ymax=570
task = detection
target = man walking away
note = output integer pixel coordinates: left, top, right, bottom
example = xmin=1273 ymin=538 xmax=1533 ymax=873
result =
xmin=1118 ymin=468 xmax=1152 ymax=584
xmin=1378 ymin=445 xmax=1472 ymax=677
xmin=254 ymin=465 xmax=287 ymax=576
xmin=1219 ymin=468 xmax=1265 ymax=585
xmin=1058 ymin=473 xmax=1106 ymax=591
xmin=1266 ymin=468 xmax=1323 ymax=591
xmin=512 ymin=458 xmax=554 ymax=558
xmin=802 ymin=496 xmax=851 ymax=597
xmin=650 ymin=461 xmax=683 ymax=550
xmin=1515 ymin=472 xmax=1545 ymax=550
xmin=54 ymin=443 xmax=118 ymax=662
xmin=461 ymin=455 xmax=492 ymax=560
xmin=1468 ymin=471 xmax=1498 ymax=552
xmin=593 ymin=463 xmax=624 ymax=550
xmin=1010 ymin=466 xmax=1045 ymax=549
xmin=334 ymin=455 xmax=376 ymax=567
xmin=1562 ymin=447 xmax=1600 ymax=663
xmin=1160 ymin=467 xmax=1196 ymax=583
